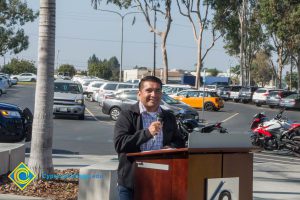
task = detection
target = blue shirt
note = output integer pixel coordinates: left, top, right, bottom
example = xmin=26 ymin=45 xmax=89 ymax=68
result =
xmin=139 ymin=102 xmax=163 ymax=151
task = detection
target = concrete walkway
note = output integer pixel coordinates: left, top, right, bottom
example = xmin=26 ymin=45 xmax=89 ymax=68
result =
xmin=0 ymin=194 xmax=47 ymax=200
xmin=0 ymin=153 xmax=299 ymax=200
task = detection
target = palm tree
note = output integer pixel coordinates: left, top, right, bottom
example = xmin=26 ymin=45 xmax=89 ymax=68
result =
xmin=28 ymin=0 xmax=56 ymax=178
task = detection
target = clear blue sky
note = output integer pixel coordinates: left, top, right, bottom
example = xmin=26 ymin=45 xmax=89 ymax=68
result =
xmin=1 ymin=0 xmax=238 ymax=72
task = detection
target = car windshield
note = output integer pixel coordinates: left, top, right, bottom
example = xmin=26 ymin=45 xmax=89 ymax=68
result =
xmin=240 ymin=88 xmax=250 ymax=92
xmin=162 ymin=94 xmax=179 ymax=104
xmin=54 ymin=82 xmax=82 ymax=94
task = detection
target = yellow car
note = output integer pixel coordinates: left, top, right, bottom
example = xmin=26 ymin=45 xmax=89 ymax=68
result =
xmin=172 ymin=90 xmax=224 ymax=111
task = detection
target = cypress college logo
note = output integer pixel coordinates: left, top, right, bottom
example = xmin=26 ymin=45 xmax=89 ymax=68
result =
xmin=8 ymin=162 xmax=36 ymax=190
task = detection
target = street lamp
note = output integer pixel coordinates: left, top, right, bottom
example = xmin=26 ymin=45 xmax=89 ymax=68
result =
xmin=98 ymin=9 xmax=141 ymax=82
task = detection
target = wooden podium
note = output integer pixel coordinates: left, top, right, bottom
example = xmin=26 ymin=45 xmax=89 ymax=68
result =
xmin=127 ymin=147 xmax=253 ymax=200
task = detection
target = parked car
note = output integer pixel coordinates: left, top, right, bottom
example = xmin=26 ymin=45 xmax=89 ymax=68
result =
xmin=53 ymin=80 xmax=85 ymax=120
xmin=0 ymin=103 xmax=32 ymax=142
xmin=172 ymin=90 xmax=224 ymax=111
xmin=229 ymin=86 xmax=242 ymax=102
xmin=85 ymin=81 xmax=106 ymax=101
xmin=163 ymin=84 xmax=193 ymax=96
xmin=279 ymin=93 xmax=300 ymax=110
xmin=238 ymin=86 xmax=259 ymax=103
xmin=252 ymin=88 xmax=284 ymax=106
xmin=266 ymin=90 xmax=296 ymax=108
xmin=97 ymin=82 xmax=137 ymax=106
xmin=102 ymin=89 xmax=199 ymax=121
xmin=0 ymin=77 xmax=8 ymax=95
xmin=11 ymin=73 xmax=37 ymax=82
xmin=216 ymin=86 xmax=231 ymax=101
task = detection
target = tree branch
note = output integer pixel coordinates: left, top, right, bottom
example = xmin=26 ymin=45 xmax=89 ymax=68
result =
xmin=201 ymin=30 xmax=222 ymax=61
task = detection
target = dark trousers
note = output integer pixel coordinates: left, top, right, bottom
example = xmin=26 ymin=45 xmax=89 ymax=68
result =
xmin=118 ymin=185 xmax=134 ymax=200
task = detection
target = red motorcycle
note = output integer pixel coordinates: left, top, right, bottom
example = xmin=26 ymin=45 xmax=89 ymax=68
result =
xmin=250 ymin=109 xmax=300 ymax=154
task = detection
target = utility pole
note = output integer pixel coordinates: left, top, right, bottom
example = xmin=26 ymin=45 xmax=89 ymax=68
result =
xmin=56 ymin=49 xmax=60 ymax=73
xmin=153 ymin=7 xmax=157 ymax=76
xmin=98 ymin=9 xmax=141 ymax=82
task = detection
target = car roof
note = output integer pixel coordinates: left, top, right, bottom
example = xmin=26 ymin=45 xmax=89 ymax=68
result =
xmin=54 ymin=80 xmax=78 ymax=84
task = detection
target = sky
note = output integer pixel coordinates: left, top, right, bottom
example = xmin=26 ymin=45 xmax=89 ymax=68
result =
xmin=0 ymin=0 xmax=239 ymax=72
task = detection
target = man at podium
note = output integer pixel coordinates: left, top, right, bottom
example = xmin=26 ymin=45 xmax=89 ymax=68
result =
xmin=114 ymin=76 xmax=185 ymax=200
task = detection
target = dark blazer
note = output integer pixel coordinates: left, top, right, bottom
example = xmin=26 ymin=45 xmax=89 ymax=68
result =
xmin=114 ymin=102 xmax=185 ymax=189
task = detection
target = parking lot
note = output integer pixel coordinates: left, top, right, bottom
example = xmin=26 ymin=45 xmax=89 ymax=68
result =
xmin=1 ymin=84 xmax=300 ymax=199
xmin=1 ymin=84 xmax=300 ymax=155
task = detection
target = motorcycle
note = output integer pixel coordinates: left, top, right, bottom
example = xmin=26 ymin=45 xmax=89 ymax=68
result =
xmin=176 ymin=112 xmax=228 ymax=146
xmin=250 ymin=109 xmax=300 ymax=154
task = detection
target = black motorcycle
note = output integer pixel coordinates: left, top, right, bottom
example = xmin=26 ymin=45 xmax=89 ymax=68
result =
xmin=176 ymin=111 xmax=228 ymax=146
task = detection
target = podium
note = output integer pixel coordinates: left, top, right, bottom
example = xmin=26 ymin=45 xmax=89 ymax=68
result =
xmin=127 ymin=147 xmax=253 ymax=200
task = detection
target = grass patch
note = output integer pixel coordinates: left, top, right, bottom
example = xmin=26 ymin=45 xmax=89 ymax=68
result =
xmin=17 ymin=82 xmax=36 ymax=85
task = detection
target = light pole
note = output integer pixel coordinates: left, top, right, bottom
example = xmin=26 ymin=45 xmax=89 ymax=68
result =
xmin=98 ymin=9 xmax=141 ymax=82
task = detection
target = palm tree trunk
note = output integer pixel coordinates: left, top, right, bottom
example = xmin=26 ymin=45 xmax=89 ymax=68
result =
xmin=28 ymin=0 xmax=56 ymax=178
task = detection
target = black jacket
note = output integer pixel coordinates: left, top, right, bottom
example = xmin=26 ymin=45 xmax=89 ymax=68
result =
xmin=114 ymin=102 xmax=185 ymax=189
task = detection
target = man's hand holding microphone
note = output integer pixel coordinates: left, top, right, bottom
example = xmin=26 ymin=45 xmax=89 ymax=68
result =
xmin=148 ymin=113 xmax=163 ymax=138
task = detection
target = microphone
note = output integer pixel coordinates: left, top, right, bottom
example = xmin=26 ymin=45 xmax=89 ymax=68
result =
xmin=156 ymin=112 xmax=164 ymax=123
xmin=153 ymin=113 xmax=164 ymax=141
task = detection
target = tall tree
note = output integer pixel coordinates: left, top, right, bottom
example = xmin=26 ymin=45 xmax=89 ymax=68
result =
xmin=28 ymin=0 xmax=56 ymax=178
xmin=0 ymin=0 xmax=38 ymax=56
xmin=176 ymin=0 xmax=223 ymax=89
xmin=107 ymin=56 xmax=120 ymax=81
xmin=251 ymin=51 xmax=273 ymax=87
xmin=210 ymin=0 xmax=265 ymax=86
xmin=257 ymin=0 xmax=299 ymax=88
xmin=57 ymin=64 xmax=76 ymax=77
xmin=206 ymin=68 xmax=220 ymax=77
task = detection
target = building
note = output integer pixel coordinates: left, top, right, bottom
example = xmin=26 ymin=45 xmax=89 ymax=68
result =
xmin=123 ymin=68 xmax=186 ymax=83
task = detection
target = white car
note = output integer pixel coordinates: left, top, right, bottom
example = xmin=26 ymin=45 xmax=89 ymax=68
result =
xmin=11 ymin=73 xmax=37 ymax=82
xmin=85 ymin=81 xmax=106 ymax=101
xmin=252 ymin=88 xmax=283 ymax=106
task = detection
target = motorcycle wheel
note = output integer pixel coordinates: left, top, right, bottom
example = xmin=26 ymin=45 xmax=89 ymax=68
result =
xmin=291 ymin=136 xmax=300 ymax=157
xmin=250 ymin=134 xmax=260 ymax=146
xmin=263 ymin=137 xmax=278 ymax=151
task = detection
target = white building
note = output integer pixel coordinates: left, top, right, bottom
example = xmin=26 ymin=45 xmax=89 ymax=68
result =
xmin=123 ymin=68 xmax=186 ymax=83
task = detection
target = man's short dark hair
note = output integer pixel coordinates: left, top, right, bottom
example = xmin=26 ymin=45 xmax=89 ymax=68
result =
xmin=138 ymin=76 xmax=162 ymax=90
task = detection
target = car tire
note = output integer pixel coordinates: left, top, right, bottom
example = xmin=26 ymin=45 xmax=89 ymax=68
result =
xmin=269 ymin=105 xmax=275 ymax=108
xmin=78 ymin=113 xmax=85 ymax=120
xmin=30 ymin=78 xmax=36 ymax=82
xmin=0 ymin=90 xmax=2 ymax=96
xmin=256 ymin=103 xmax=261 ymax=107
xmin=110 ymin=107 xmax=121 ymax=121
xmin=204 ymin=102 xmax=214 ymax=111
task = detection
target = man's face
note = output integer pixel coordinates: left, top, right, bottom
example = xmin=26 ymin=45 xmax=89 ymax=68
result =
xmin=138 ymin=81 xmax=162 ymax=112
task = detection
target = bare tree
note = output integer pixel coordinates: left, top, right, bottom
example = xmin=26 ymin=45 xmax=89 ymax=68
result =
xmin=28 ymin=0 xmax=56 ymax=178
xmin=176 ymin=0 xmax=222 ymax=89
xmin=133 ymin=0 xmax=172 ymax=84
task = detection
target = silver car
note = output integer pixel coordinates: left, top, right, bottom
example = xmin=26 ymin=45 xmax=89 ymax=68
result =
xmin=53 ymin=80 xmax=85 ymax=120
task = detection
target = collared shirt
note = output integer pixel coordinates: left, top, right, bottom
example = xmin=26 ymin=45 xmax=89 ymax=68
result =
xmin=139 ymin=101 xmax=163 ymax=151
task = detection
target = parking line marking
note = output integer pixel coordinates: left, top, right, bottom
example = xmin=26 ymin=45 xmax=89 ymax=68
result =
xmin=85 ymin=108 xmax=115 ymax=125
xmin=85 ymin=108 xmax=99 ymax=121
xmin=222 ymin=113 xmax=239 ymax=122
